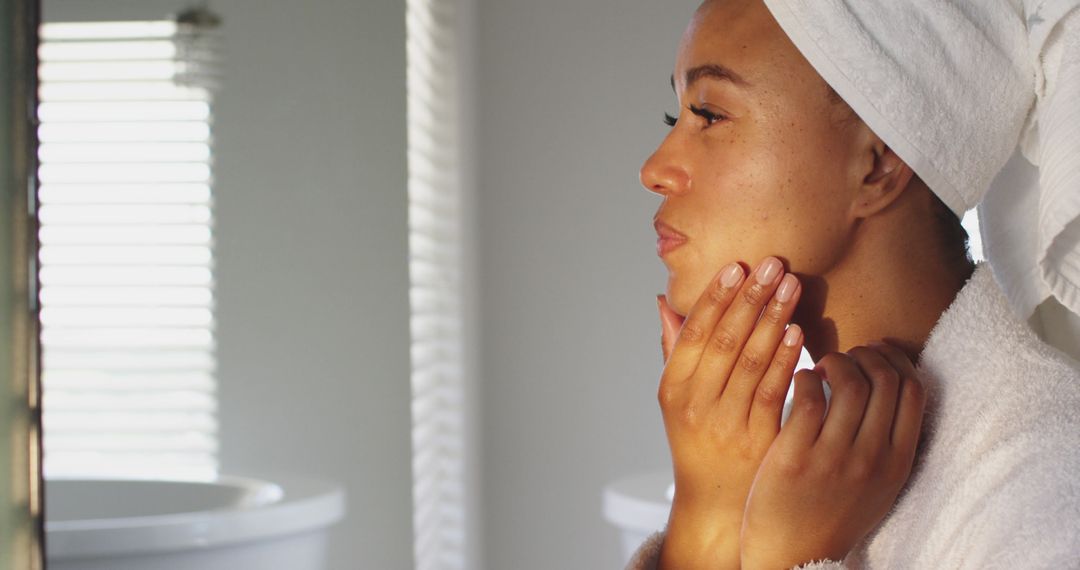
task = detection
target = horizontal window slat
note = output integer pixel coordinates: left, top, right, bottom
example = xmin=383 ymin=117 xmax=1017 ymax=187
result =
xmin=43 ymin=370 xmax=213 ymax=391
xmin=42 ymin=327 xmax=214 ymax=349
xmin=42 ymin=307 xmax=213 ymax=327
xmin=40 ymin=265 xmax=213 ymax=286
xmin=41 ymin=21 xmax=181 ymax=40
xmin=40 ymin=245 xmax=212 ymax=266
xmin=39 ymin=101 xmax=209 ymax=122
xmin=40 ymin=162 xmax=211 ymax=183
xmin=43 ymin=412 xmax=216 ymax=431
xmin=39 ymin=122 xmax=211 ymax=143
xmin=41 ymin=285 xmax=212 ymax=307
xmin=45 ymin=391 xmax=215 ymax=411
xmin=40 ymin=142 xmax=211 ymax=163
xmin=40 ymin=225 xmax=212 ymax=245
xmin=42 ymin=349 xmax=215 ymax=371
xmin=40 ymin=204 xmax=211 ymax=224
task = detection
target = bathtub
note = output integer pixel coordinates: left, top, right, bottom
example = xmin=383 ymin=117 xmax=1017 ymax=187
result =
xmin=45 ymin=474 xmax=345 ymax=570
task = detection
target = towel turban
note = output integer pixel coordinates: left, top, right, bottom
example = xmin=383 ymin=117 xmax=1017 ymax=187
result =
xmin=762 ymin=0 xmax=1080 ymax=320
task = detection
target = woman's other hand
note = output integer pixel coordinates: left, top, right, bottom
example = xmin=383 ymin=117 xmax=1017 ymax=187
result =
xmin=739 ymin=343 xmax=927 ymax=569
xmin=656 ymin=257 xmax=804 ymax=570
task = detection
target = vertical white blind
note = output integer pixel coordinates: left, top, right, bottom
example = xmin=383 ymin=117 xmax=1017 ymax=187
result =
xmin=407 ymin=1 xmax=467 ymax=568
xmin=38 ymin=19 xmax=219 ymax=480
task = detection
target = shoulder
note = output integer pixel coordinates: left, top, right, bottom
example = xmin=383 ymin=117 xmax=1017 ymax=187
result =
xmin=910 ymin=264 xmax=1080 ymax=563
xmin=919 ymin=262 xmax=1080 ymax=415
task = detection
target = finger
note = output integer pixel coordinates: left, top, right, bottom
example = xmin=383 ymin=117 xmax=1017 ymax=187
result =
xmin=657 ymin=294 xmax=684 ymax=364
xmin=661 ymin=262 xmax=746 ymax=382
xmin=723 ymin=273 xmax=802 ymax=419
xmin=891 ymin=372 xmax=927 ymax=460
xmin=777 ymin=368 xmax=826 ymax=449
xmin=747 ymin=323 xmax=803 ymax=437
xmin=688 ymin=257 xmax=785 ymax=402
xmin=868 ymin=341 xmax=918 ymax=382
xmin=815 ymin=352 xmax=871 ymax=450
xmin=868 ymin=341 xmax=923 ymax=454
xmin=848 ymin=346 xmax=902 ymax=450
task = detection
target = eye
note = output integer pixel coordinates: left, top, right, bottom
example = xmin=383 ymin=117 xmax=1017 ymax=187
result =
xmin=688 ymin=104 xmax=726 ymax=127
xmin=663 ymin=112 xmax=677 ymax=127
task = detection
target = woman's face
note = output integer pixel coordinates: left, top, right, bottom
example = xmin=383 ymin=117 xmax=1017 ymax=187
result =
xmin=642 ymin=0 xmax=868 ymax=316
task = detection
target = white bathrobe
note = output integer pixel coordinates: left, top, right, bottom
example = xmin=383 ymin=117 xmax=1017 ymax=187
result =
xmin=628 ymin=263 xmax=1080 ymax=569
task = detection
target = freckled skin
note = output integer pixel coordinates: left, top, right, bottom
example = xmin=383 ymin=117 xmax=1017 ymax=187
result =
xmin=643 ymin=6 xmax=975 ymax=566
xmin=642 ymin=0 xmax=865 ymax=318
xmin=641 ymin=0 xmax=972 ymax=360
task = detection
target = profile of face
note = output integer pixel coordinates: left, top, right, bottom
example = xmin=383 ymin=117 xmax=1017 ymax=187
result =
xmin=641 ymin=0 xmax=877 ymax=316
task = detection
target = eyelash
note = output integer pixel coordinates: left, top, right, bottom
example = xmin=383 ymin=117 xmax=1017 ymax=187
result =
xmin=663 ymin=105 xmax=727 ymax=128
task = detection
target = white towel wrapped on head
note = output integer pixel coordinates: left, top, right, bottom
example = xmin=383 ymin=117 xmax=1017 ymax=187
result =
xmin=761 ymin=0 xmax=1080 ymax=321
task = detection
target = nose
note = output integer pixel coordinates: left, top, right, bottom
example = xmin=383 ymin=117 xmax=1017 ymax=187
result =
xmin=639 ymin=139 xmax=689 ymax=197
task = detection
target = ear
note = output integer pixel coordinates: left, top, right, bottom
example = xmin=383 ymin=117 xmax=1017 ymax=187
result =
xmin=850 ymin=138 xmax=914 ymax=219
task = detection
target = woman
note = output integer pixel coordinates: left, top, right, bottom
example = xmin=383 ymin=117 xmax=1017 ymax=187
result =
xmin=630 ymin=0 xmax=1080 ymax=568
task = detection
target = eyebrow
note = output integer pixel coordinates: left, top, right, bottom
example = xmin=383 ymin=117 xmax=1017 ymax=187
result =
xmin=670 ymin=63 xmax=751 ymax=92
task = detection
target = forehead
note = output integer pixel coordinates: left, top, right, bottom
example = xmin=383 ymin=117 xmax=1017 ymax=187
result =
xmin=674 ymin=0 xmax=805 ymax=90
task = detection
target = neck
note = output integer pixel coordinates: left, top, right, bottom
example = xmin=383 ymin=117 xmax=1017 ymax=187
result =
xmin=793 ymin=212 xmax=974 ymax=365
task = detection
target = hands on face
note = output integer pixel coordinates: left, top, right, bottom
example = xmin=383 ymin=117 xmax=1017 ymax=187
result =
xmin=655 ymin=258 xmax=926 ymax=570
xmin=656 ymin=257 xmax=804 ymax=569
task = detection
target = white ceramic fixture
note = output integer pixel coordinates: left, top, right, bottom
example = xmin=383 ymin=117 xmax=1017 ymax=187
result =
xmin=602 ymin=470 xmax=672 ymax=565
xmin=45 ymin=474 xmax=345 ymax=570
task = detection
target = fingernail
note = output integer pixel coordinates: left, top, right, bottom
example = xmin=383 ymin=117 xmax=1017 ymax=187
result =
xmin=776 ymin=274 xmax=798 ymax=302
xmin=783 ymin=324 xmax=802 ymax=347
xmin=720 ymin=263 xmax=743 ymax=288
xmin=755 ymin=257 xmax=782 ymax=284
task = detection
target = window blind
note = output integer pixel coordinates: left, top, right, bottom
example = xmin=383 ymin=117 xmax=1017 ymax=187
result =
xmin=407 ymin=0 xmax=468 ymax=568
xmin=38 ymin=17 xmax=220 ymax=480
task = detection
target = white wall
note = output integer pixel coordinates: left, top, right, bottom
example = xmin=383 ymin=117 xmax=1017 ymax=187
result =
xmin=43 ymin=1 xmax=414 ymax=568
xmin=211 ymin=2 xmax=413 ymax=569
xmin=474 ymin=1 xmax=697 ymax=567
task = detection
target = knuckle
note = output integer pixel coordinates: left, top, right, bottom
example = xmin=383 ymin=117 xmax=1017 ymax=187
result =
xmin=902 ymin=376 xmax=926 ymax=402
xmin=761 ymin=300 xmax=785 ymax=325
xmin=710 ymin=328 xmax=740 ymax=354
xmin=755 ymin=381 xmax=787 ymax=407
xmin=774 ymin=450 xmax=808 ymax=476
xmin=817 ymin=352 xmax=848 ymax=369
xmin=772 ymin=346 xmax=798 ymax=371
xmin=876 ymin=342 xmax=907 ymax=363
xmin=658 ymin=386 xmax=703 ymax=428
xmin=679 ymin=324 xmax=706 ymax=345
xmin=707 ymin=281 xmax=732 ymax=305
xmin=847 ymin=346 xmax=875 ymax=361
xmin=656 ymin=384 xmax=673 ymax=408
xmin=851 ymin=346 xmax=900 ymax=385
xmin=872 ymin=366 xmax=900 ymax=387
xmin=677 ymin=402 xmax=704 ymax=427
xmin=657 ymin=383 xmax=678 ymax=409
xmin=738 ymin=350 xmax=765 ymax=373
xmin=742 ymin=282 xmax=769 ymax=306
xmin=848 ymin=376 xmax=871 ymax=400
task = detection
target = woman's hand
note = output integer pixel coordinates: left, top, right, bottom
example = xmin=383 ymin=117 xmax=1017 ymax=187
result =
xmin=656 ymin=257 xmax=805 ymax=570
xmin=739 ymin=343 xmax=927 ymax=569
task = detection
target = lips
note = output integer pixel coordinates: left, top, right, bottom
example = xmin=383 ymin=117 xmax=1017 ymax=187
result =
xmin=654 ymin=219 xmax=688 ymax=257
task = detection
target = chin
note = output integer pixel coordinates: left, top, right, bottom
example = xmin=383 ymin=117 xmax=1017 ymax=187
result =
xmin=665 ymin=275 xmax=701 ymax=317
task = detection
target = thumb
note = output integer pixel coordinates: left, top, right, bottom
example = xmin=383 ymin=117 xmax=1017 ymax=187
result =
xmin=656 ymin=294 xmax=685 ymax=363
